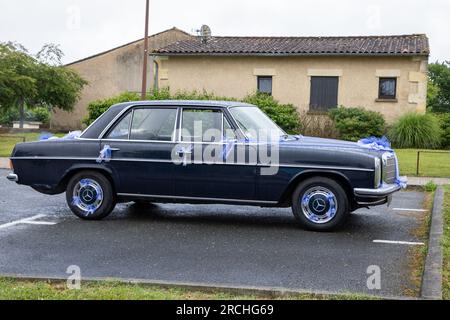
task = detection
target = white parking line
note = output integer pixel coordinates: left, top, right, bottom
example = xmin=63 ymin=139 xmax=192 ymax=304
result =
xmin=373 ymin=239 xmax=425 ymax=246
xmin=21 ymin=221 xmax=57 ymax=225
xmin=0 ymin=214 xmax=56 ymax=230
xmin=392 ymin=208 xmax=428 ymax=212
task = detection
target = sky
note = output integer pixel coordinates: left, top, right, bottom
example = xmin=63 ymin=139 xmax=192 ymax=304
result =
xmin=0 ymin=0 xmax=448 ymax=64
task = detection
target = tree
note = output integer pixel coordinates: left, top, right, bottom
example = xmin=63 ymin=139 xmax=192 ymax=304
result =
xmin=0 ymin=42 xmax=87 ymax=128
xmin=428 ymin=61 xmax=450 ymax=113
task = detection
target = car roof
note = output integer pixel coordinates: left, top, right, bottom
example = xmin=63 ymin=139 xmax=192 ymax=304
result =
xmin=111 ymin=100 xmax=255 ymax=110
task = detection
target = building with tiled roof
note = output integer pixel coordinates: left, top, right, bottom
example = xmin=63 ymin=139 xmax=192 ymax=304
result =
xmin=153 ymin=32 xmax=429 ymax=122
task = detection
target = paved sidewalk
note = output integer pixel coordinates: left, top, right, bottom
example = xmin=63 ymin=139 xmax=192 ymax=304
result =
xmin=0 ymin=158 xmax=8 ymax=169
xmin=407 ymin=176 xmax=450 ymax=186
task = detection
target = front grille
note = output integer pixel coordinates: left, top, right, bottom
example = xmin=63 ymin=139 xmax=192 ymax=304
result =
xmin=382 ymin=153 xmax=397 ymax=184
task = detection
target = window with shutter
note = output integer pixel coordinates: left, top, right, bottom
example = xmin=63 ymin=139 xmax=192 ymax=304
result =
xmin=309 ymin=76 xmax=339 ymax=111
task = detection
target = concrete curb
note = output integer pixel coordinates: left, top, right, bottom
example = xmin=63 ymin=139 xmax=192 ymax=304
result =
xmin=421 ymin=187 xmax=444 ymax=300
xmin=0 ymin=273 xmax=419 ymax=300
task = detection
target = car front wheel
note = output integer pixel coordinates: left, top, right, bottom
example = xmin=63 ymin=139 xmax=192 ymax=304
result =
xmin=66 ymin=170 xmax=116 ymax=220
xmin=291 ymin=177 xmax=349 ymax=231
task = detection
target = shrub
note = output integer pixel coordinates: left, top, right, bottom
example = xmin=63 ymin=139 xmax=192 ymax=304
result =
xmin=437 ymin=113 xmax=450 ymax=149
xmin=29 ymin=106 xmax=51 ymax=125
xmin=242 ymin=92 xmax=301 ymax=134
xmin=83 ymin=90 xmax=302 ymax=134
xmin=0 ymin=108 xmax=19 ymax=126
xmin=83 ymin=92 xmax=140 ymax=126
xmin=0 ymin=105 xmax=50 ymax=126
xmin=424 ymin=180 xmax=437 ymax=192
xmin=298 ymin=111 xmax=339 ymax=139
xmin=329 ymin=107 xmax=386 ymax=141
xmin=388 ymin=113 xmax=442 ymax=149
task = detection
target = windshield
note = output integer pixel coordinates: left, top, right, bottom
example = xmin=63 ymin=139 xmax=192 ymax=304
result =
xmin=229 ymin=106 xmax=286 ymax=141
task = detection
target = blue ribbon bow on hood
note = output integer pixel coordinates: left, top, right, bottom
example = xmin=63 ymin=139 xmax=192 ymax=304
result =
xmin=357 ymin=136 xmax=407 ymax=189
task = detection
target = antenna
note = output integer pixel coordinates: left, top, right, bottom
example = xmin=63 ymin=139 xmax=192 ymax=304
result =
xmin=197 ymin=25 xmax=211 ymax=44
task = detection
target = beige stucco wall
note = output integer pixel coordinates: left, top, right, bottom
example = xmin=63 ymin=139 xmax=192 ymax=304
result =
xmin=51 ymin=28 xmax=191 ymax=130
xmin=156 ymin=55 xmax=428 ymax=123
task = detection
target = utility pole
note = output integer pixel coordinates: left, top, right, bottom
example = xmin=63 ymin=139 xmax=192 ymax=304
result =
xmin=141 ymin=0 xmax=150 ymax=100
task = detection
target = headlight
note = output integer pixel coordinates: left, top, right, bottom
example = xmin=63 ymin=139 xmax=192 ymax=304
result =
xmin=374 ymin=157 xmax=381 ymax=188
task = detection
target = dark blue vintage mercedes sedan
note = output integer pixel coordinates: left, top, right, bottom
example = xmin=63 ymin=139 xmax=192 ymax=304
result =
xmin=7 ymin=100 xmax=404 ymax=231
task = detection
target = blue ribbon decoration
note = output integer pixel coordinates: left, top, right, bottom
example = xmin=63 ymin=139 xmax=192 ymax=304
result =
xmin=357 ymin=136 xmax=392 ymax=151
xmin=96 ymin=145 xmax=112 ymax=163
xmin=71 ymin=196 xmax=82 ymax=208
xmin=39 ymin=131 xmax=82 ymax=141
xmin=222 ymin=138 xmax=237 ymax=161
xmin=357 ymin=136 xmax=407 ymax=188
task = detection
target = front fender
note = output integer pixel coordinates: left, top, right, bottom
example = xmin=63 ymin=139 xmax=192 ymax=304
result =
xmin=277 ymin=169 xmax=356 ymax=206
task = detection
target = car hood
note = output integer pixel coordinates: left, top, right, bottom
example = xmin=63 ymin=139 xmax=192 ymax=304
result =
xmin=281 ymin=135 xmax=383 ymax=156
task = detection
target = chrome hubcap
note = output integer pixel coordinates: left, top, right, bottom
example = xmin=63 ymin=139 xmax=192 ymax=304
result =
xmin=300 ymin=186 xmax=338 ymax=224
xmin=72 ymin=178 xmax=103 ymax=216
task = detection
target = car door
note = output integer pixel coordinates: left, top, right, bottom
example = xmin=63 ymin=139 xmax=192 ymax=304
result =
xmin=100 ymin=106 xmax=178 ymax=196
xmin=172 ymin=107 xmax=257 ymax=201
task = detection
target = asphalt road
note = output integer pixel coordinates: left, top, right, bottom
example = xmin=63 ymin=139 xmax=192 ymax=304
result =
xmin=0 ymin=169 xmax=427 ymax=297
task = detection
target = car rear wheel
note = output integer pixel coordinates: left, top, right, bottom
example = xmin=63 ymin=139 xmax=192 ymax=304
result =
xmin=66 ymin=171 xmax=116 ymax=220
xmin=291 ymin=177 xmax=349 ymax=231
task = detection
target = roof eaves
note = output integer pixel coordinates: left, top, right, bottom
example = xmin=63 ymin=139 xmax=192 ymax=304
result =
xmin=152 ymin=52 xmax=429 ymax=57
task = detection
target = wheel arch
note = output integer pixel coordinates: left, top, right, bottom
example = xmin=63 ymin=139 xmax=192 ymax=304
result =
xmin=55 ymin=164 xmax=117 ymax=194
xmin=278 ymin=170 xmax=355 ymax=208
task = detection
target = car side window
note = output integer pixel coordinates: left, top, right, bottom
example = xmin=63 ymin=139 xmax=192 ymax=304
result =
xmin=181 ymin=109 xmax=223 ymax=142
xmin=106 ymin=112 xmax=132 ymax=140
xmin=224 ymin=117 xmax=237 ymax=140
xmin=130 ymin=108 xmax=177 ymax=141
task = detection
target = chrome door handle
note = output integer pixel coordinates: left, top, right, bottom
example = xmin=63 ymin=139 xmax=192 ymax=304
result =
xmin=110 ymin=148 xmax=120 ymax=152
xmin=177 ymin=150 xmax=192 ymax=156
xmin=176 ymin=147 xmax=192 ymax=156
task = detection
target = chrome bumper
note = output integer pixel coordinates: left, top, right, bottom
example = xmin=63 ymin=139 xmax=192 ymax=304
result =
xmin=354 ymin=183 xmax=401 ymax=197
xmin=6 ymin=173 xmax=18 ymax=182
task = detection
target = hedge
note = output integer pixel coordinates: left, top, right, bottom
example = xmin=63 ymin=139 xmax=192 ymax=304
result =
xmin=83 ymin=89 xmax=302 ymax=134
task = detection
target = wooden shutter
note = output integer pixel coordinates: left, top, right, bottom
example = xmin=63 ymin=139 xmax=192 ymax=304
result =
xmin=310 ymin=76 xmax=339 ymax=111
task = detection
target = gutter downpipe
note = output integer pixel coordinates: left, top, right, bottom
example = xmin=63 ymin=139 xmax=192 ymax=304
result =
xmin=152 ymin=55 xmax=159 ymax=92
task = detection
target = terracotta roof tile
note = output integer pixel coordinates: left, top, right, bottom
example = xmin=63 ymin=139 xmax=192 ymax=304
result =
xmin=154 ymin=34 xmax=429 ymax=56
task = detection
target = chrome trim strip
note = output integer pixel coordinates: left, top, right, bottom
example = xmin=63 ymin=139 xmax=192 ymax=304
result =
xmin=172 ymin=107 xmax=180 ymax=142
xmin=276 ymin=164 xmax=373 ymax=172
xmin=117 ymin=193 xmax=277 ymax=204
xmin=6 ymin=173 xmax=18 ymax=182
xmin=10 ymin=157 xmax=98 ymax=161
xmin=75 ymin=138 xmax=266 ymax=146
xmin=79 ymin=108 xmax=110 ymax=138
xmin=178 ymin=107 xmax=226 ymax=143
xmin=98 ymin=105 xmax=134 ymax=139
xmin=356 ymin=198 xmax=387 ymax=206
xmin=226 ymin=106 xmax=249 ymax=140
xmin=100 ymin=105 xmax=181 ymax=141
xmin=101 ymin=138 xmax=178 ymax=144
xmin=9 ymin=156 xmax=373 ymax=171
xmin=178 ymin=107 xmax=183 ymax=142
xmin=354 ymin=183 xmax=401 ymax=197
xmin=128 ymin=108 xmax=135 ymax=140
xmin=76 ymin=137 xmax=101 ymax=141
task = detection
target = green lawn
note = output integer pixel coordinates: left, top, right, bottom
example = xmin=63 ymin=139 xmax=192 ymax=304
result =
xmin=395 ymin=149 xmax=450 ymax=178
xmin=443 ymin=185 xmax=450 ymax=300
xmin=0 ymin=277 xmax=375 ymax=300
xmin=0 ymin=132 xmax=64 ymax=157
